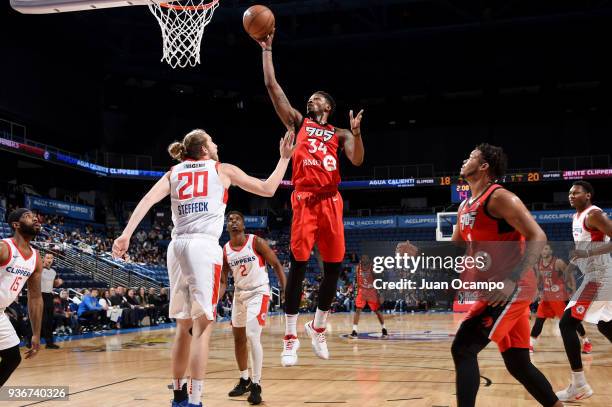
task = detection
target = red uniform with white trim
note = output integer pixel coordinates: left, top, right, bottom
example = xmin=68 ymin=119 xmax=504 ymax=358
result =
xmin=355 ymin=264 xmax=380 ymax=311
xmin=290 ymin=118 xmax=344 ymax=262
xmin=536 ymin=257 xmax=568 ymax=319
xmin=458 ymin=184 xmax=537 ymax=352
xmin=224 ymin=234 xmax=270 ymax=327
xmin=167 ymin=159 xmax=226 ymax=321
xmin=566 ymin=205 xmax=612 ymax=323
xmin=0 ymin=238 xmax=38 ymax=350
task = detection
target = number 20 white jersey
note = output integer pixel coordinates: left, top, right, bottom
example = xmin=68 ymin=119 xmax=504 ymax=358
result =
xmin=224 ymin=234 xmax=269 ymax=292
xmin=0 ymin=239 xmax=38 ymax=309
xmin=170 ymin=159 xmax=228 ymax=239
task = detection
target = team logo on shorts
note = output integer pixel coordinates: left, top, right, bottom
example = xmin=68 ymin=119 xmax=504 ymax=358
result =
xmin=474 ymin=251 xmax=492 ymax=272
xmin=551 ymin=284 xmax=559 ymax=292
xmin=576 ymin=305 xmax=586 ymax=314
xmin=323 ymin=155 xmax=337 ymax=171
xmin=260 ymin=313 xmax=266 ymax=321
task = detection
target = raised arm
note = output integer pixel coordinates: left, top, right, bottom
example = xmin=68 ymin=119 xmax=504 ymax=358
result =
xmin=219 ymin=132 xmax=294 ymax=197
xmin=258 ymin=31 xmax=303 ymax=131
xmin=112 ymin=172 xmax=171 ymax=259
xmin=340 ymin=109 xmax=365 ymax=167
xmin=25 ymin=253 xmax=43 ymax=359
xmin=254 ymin=236 xmax=286 ymax=290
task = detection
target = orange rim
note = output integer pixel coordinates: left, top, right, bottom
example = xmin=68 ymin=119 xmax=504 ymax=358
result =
xmin=159 ymin=0 xmax=219 ymax=11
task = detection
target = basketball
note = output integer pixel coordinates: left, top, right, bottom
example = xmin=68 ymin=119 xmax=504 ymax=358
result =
xmin=243 ymin=5 xmax=275 ymax=41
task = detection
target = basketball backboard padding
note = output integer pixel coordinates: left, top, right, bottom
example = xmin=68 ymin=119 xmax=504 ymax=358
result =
xmin=10 ymin=0 xmax=159 ymax=14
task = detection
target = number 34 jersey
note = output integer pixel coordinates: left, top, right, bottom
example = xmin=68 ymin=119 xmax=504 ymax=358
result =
xmin=292 ymin=118 xmax=341 ymax=192
xmin=223 ymin=234 xmax=269 ymax=293
xmin=170 ymin=159 xmax=228 ymax=240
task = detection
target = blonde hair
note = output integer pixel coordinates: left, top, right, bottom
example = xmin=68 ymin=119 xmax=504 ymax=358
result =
xmin=167 ymin=129 xmax=209 ymax=161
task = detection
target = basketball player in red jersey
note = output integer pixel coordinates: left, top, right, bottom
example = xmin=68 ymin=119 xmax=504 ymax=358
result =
xmin=0 ymin=208 xmax=43 ymax=386
xmin=449 ymin=144 xmax=562 ymax=407
xmin=529 ymin=244 xmax=591 ymax=354
xmin=350 ymin=255 xmax=387 ymax=338
xmin=255 ymin=31 xmax=365 ymax=365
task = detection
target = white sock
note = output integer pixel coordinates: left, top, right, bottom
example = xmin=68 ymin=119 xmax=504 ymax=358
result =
xmin=285 ymin=314 xmax=298 ymax=337
xmin=582 ymin=336 xmax=590 ymax=343
xmin=313 ymin=308 xmax=329 ymax=330
xmin=381 ymin=323 xmax=386 ymax=329
xmin=530 ymin=337 xmax=537 ymax=347
xmin=188 ymin=378 xmax=203 ymax=404
xmin=172 ymin=378 xmax=187 ymax=390
xmin=180 ymin=378 xmax=188 ymax=388
xmin=247 ymin=318 xmax=264 ymax=384
xmin=240 ymin=369 xmax=249 ymax=380
xmin=572 ymin=371 xmax=587 ymax=387
xmin=352 ymin=324 xmax=358 ymax=332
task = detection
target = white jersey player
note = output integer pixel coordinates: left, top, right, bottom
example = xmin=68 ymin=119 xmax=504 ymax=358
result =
xmin=113 ymin=129 xmax=294 ymax=407
xmin=222 ymin=211 xmax=286 ymax=405
xmin=556 ymin=181 xmax=612 ymax=402
xmin=0 ymin=208 xmax=43 ymax=386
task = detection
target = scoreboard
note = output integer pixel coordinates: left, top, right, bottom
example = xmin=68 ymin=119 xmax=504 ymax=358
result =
xmin=451 ymin=183 xmax=471 ymax=203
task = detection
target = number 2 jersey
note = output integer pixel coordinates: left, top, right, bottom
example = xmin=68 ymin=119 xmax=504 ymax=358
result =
xmin=170 ymin=159 xmax=228 ymax=240
xmin=0 ymin=238 xmax=38 ymax=309
xmin=223 ymin=234 xmax=269 ymax=293
xmin=292 ymin=118 xmax=341 ymax=192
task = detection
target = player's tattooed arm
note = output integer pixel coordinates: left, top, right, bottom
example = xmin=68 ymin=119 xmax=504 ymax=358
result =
xmin=254 ymin=236 xmax=286 ymax=291
xmin=260 ymin=31 xmax=303 ymax=131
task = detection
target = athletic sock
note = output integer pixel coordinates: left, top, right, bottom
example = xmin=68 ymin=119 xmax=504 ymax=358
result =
xmin=314 ymin=308 xmax=329 ymax=330
xmin=285 ymin=314 xmax=298 ymax=337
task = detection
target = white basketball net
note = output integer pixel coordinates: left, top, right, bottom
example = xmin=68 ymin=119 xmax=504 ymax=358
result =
xmin=148 ymin=0 xmax=220 ymax=69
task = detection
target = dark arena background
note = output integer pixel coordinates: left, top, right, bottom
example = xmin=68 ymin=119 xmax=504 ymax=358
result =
xmin=1 ymin=1 xmax=611 ymax=406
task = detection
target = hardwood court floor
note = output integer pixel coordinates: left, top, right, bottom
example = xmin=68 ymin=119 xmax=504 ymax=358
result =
xmin=5 ymin=313 xmax=611 ymax=407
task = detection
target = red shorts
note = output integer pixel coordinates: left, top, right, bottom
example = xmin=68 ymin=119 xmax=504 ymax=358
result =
xmin=536 ymin=300 xmax=566 ymax=319
xmin=466 ymin=299 xmax=531 ymax=353
xmin=356 ymin=290 xmax=380 ymax=311
xmin=290 ymin=190 xmax=345 ymax=262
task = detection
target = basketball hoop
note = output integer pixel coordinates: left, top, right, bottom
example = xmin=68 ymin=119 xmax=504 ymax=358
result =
xmin=148 ymin=0 xmax=220 ymax=68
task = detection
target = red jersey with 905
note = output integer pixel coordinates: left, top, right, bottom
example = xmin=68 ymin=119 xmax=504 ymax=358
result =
xmin=292 ymin=118 xmax=341 ymax=192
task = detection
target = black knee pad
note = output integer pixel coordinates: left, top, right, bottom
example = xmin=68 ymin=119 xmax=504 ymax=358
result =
xmin=0 ymin=345 xmax=21 ymax=369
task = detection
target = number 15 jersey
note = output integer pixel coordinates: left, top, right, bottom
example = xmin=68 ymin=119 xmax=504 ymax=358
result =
xmin=170 ymin=159 xmax=228 ymax=240
xmin=292 ymin=118 xmax=341 ymax=192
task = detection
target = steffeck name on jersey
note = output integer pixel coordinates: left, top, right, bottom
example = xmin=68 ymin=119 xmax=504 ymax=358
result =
xmin=177 ymin=201 xmax=209 ymax=216
xmin=183 ymin=163 xmax=206 ymax=169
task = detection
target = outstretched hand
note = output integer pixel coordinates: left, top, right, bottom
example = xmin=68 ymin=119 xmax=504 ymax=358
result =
xmin=258 ymin=28 xmax=275 ymax=50
xmin=349 ymin=109 xmax=364 ymax=133
xmin=280 ymin=131 xmax=296 ymax=159
xmin=112 ymin=234 xmax=130 ymax=260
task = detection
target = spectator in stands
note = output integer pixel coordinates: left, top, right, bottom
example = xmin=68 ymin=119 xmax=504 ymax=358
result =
xmin=159 ymin=287 xmax=169 ymax=321
xmin=53 ymin=293 xmax=71 ymax=335
xmin=147 ymin=288 xmax=161 ymax=324
xmin=136 ymin=287 xmax=157 ymax=326
xmin=125 ymin=289 xmax=145 ymax=326
xmin=77 ymin=289 xmax=103 ymax=330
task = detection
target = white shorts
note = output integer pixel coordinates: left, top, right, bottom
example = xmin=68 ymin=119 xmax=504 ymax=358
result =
xmin=566 ymin=272 xmax=612 ymax=324
xmin=167 ymin=236 xmax=223 ymax=321
xmin=0 ymin=311 xmax=20 ymax=350
xmin=231 ymin=288 xmax=270 ymax=328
